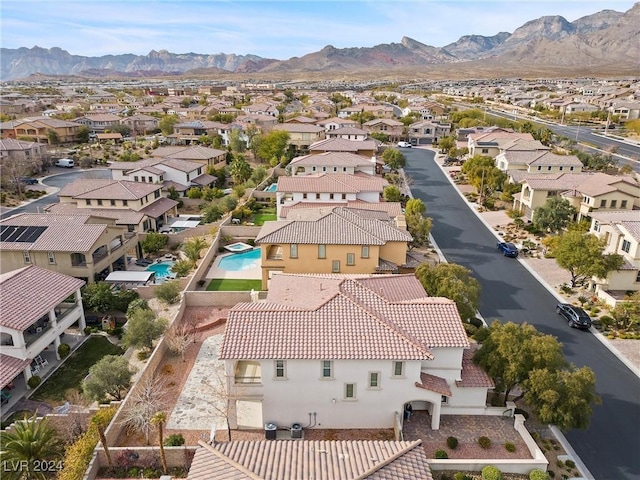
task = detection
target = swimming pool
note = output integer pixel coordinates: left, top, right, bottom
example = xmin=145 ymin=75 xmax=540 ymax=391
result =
xmin=265 ymin=183 xmax=277 ymax=192
xmin=217 ymin=249 xmax=261 ymax=271
xmin=146 ymin=261 xmax=175 ymax=280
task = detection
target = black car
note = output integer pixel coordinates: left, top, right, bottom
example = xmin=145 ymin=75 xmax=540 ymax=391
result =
xmin=556 ymin=303 xmax=592 ymax=329
xmin=497 ymin=241 xmax=518 ymax=257
xmin=20 ymin=177 xmax=38 ymax=185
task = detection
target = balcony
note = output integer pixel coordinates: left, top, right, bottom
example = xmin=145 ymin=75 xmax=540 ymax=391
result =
xmin=234 ymin=361 xmax=262 ymax=385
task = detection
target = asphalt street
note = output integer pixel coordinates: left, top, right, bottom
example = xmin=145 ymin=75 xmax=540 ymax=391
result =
xmin=404 ymin=148 xmax=640 ymax=480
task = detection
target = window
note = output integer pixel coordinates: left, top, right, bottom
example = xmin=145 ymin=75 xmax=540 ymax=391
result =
xmin=332 ymin=260 xmax=340 ymax=273
xmin=441 ymin=395 xmax=448 ymax=404
xmin=600 ymin=199 xmax=607 ymax=208
xmin=303 ymin=193 xmax=307 ymax=199
xmin=342 ymin=167 xmax=347 ymax=172
xmin=134 ymin=176 xmax=139 ymax=182
xmin=621 ymin=200 xmax=628 ymax=208
xmin=316 ymin=193 xmax=320 ymax=199
xmin=23 ymin=251 xmax=31 ymax=264
xmin=312 ymin=166 xmax=317 ymax=171
xmin=393 ymin=361 xmax=404 ymax=377
xmin=274 ymin=360 xmax=286 ymax=379
xmin=570 ymin=166 xmax=575 ymax=171
xmin=123 ymin=200 xmax=128 ymax=206
xmin=537 ymin=166 xmax=542 ymax=171
xmin=610 ymin=200 xmax=617 ymax=208
xmin=559 ymin=166 xmax=564 ymax=171
xmin=321 ymin=360 xmax=333 ymax=379
xmin=361 ymin=246 xmax=369 ymax=258
xmin=347 ymin=253 xmax=355 ymax=266
xmin=481 ymin=148 xmax=489 ymax=154
xmin=344 ymin=383 xmax=357 ymax=400
xmin=290 ymin=244 xmax=298 ymax=258
xmin=154 ymin=190 xmax=160 ymax=199
xmin=636 ymin=271 xmax=640 ymax=283
xmin=622 ymin=240 xmax=631 ymax=253
xmin=110 ymin=199 xmax=116 ymax=206
xmin=86 ymin=199 xmax=92 ymax=206
xmin=318 ymin=244 xmax=326 ymax=259
xmin=186 ymin=174 xmax=190 ymax=181
xmin=368 ymin=372 xmax=380 ymax=389
xmin=341 ymin=193 xmax=346 ymax=200
xmin=97 ymin=199 xmax=103 ymax=206
xmin=547 ymin=166 xmax=552 ymax=171
xmin=47 ymin=252 xmax=56 ymax=264
xmin=322 ymin=166 xmax=327 ymax=172
xmin=333 ymin=167 xmax=337 ymax=172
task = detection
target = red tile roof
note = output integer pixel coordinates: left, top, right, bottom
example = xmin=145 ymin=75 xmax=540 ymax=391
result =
xmin=0 ymin=266 xmax=85 ymax=331
xmin=0 ymin=354 xmax=31 ymax=389
xmin=456 ymin=349 xmax=495 ymax=388
xmin=277 ymin=172 xmax=387 ymax=194
xmin=187 ymin=440 xmax=433 ymax=480
xmin=416 ymin=372 xmax=452 ymax=396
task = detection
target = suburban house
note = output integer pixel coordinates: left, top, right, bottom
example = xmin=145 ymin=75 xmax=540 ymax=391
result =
xmin=0 ymin=138 xmax=47 ymax=166
xmin=316 ymin=117 xmax=357 ymax=132
xmin=496 ymin=149 xmax=583 ymax=179
xmin=0 ymin=117 xmax=81 ymax=144
xmin=467 ymin=129 xmax=535 ymax=158
xmin=187 ymin=439 xmax=433 ymax=480
xmin=119 ymin=114 xmax=159 ymax=136
xmin=55 ymin=179 xmax=179 ymax=232
xmin=309 ymin=138 xmax=380 ymax=158
xmin=74 ymin=113 xmax=122 ymax=133
xmin=363 ymin=118 xmax=405 ymax=142
xmin=150 ymin=145 xmax=227 ymax=169
xmin=0 ymin=213 xmax=138 ymax=283
xmin=271 ymin=123 xmax=326 ymax=150
xmin=288 ymin=152 xmax=377 ymax=176
xmin=241 ymin=102 xmax=278 ymax=117
xmin=171 ymin=120 xmax=222 ymax=144
xmin=0 ymin=266 xmax=86 ymax=390
xmin=275 ymin=172 xmax=388 ymax=218
xmin=255 ymin=207 xmax=413 ymax=289
xmin=218 ymin=273 xmax=493 ymax=432
xmin=325 ymin=126 xmax=369 ymax=141
xmin=513 ymin=172 xmax=640 ymax=221
xmin=109 ymin=157 xmax=216 ymax=193
xmin=588 ymin=210 xmax=640 ymax=306
xmin=407 ymin=120 xmax=452 ymax=145
xmin=338 ymin=104 xmax=396 ymax=119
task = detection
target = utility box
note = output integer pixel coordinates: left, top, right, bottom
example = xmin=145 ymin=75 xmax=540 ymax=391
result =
xmin=265 ymin=422 xmax=277 ymax=440
xmin=291 ymin=423 xmax=302 ymax=439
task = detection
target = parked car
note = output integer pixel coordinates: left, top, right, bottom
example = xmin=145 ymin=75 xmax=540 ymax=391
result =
xmin=20 ymin=177 xmax=38 ymax=185
xmin=55 ymin=158 xmax=74 ymax=168
xmin=397 ymin=141 xmax=412 ymax=148
xmin=497 ymin=241 xmax=518 ymax=257
xmin=556 ymin=303 xmax=592 ymax=329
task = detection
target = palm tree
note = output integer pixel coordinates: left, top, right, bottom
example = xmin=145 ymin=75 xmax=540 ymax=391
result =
xmin=151 ymin=412 xmax=168 ymax=475
xmin=182 ymin=237 xmax=208 ymax=264
xmin=0 ymin=413 xmax=63 ymax=480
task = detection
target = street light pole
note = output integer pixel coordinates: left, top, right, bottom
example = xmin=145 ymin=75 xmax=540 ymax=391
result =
xmin=575 ymin=119 xmax=581 ymax=142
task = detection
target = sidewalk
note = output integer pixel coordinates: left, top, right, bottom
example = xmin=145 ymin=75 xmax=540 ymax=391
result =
xmin=427 ymin=147 xmax=639 ymax=375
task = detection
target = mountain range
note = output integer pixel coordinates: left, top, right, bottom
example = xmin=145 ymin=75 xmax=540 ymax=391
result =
xmin=1 ymin=4 xmax=638 ymax=81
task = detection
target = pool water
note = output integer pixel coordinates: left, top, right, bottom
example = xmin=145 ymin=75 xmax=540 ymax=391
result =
xmin=217 ymin=249 xmax=261 ymax=271
xmin=266 ymin=183 xmax=277 ymax=192
xmin=146 ymin=261 xmax=175 ymax=279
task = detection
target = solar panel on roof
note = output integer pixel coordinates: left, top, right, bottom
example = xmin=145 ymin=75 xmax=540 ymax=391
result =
xmin=0 ymin=225 xmax=47 ymax=242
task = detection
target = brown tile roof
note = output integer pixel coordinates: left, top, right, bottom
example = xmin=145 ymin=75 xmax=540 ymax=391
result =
xmin=456 ymin=349 xmax=494 ymax=388
xmin=188 ymin=439 xmax=433 ymax=480
xmin=152 ymin=145 xmax=226 ymax=160
xmin=0 ymin=354 xmax=31 ymax=389
xmin=277 ymin=172 xmax=387 ymax=194
xmin=220 ymin=274 xmax=468 ymax=361
xmin=289 ymin=151 xmax=374 ymax=168
xmin=273 ymin=123 xmax=325 ymax=133
xmin=0 ymin=213 xmax=111 ymax=252
xmin=73 ymin=180 xmax=161 ymax=200
xmin=44 ymin=203 xmax=145 ymax=225
xmin=416 ymin=372 xmax=452 ymax=396
xmin=138 ymin=197 xmax=179 ymax=218
xmin=0 ymin=265 xmax=85 ymax=331
xmin=108 ymin=157 xmax=202 ymax=173
xmin=280 ymin=201 xmax=402 ymax=219
xmin=309 ymin=138 xmax=379 ymax=153
xmin=255 ymin=207 xmax=411 ymax=245
xmin=191 ymin=174 xmax=217 ymax=186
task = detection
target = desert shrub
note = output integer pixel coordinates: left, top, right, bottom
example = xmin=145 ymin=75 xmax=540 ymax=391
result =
xmin=446 ymin=436 xmax=459 ymax=449
xmin=564 ymin=460 xmax=576 ymax=469
xmin=137 ymin=350 xmax=149 ymax=361
xmin=481 ymin=465 xmax=503 ymax=480
xmin=27 ymin=375 xmax=41 ymax=389
xmin=164 ymin=433 xmax=185 ymax=446
xmin=454 ymin=473 xmax=471 ymax=480
xmin=155 ymin=280 xmax=182 ymax=304
xmin=58 ymin=343 xmax=71 ymax=359
xmin=473 ymin=326 xmax=490 ymax=342
xmin=529 ymin=470 xmax=550 ymax=480
xmin=556 ymin=459 xmax=564 ymax=468
xmin=463 ymin=322 xmax=478 ymax=336
xmin=478 ymin=436 xmax=491 ymax=449
xmin=84 ymin=326 xmax=93 ymax=335
xmin=434 ymin=449 xmax=448 ymax=459
xmin=504 ymin=442 xmax=516 ymax=452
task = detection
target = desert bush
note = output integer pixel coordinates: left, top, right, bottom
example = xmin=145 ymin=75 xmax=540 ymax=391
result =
xmin=454 ymin=473 xmax=471 ymax=480
xmin=164 ymin=433 xmax=185 ymax=446
xmin=446 ymin=436 xmax=459 ymax=449
xmin=481 ymin=465 xmax=503 ymax=480
xmin=58 ymin=343 xmax=71 ymax=359
xmin=27 ymin=375 xmax=41 ymax=389
xmin=529 ymin=470 xmax=550 ymax=480
xmin=564 ymin=460 xmax=576 ymax=469
xmin=504 ymin=442 xmax=516 ymax=452
xmin=434 ymin=449 xmax=448 ymax=459
xmin=155 ymin=280 xmax=182 ymax=304
xmin=478 ymin=436 xmax=491 ymax=449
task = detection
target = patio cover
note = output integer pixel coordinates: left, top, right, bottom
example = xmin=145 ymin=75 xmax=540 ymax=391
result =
xmin=0 ymin=354 xmax=31 ymax=389
xmin=104 ymin=271 xmax=155 ymax=284
xmin=168 ymin=219 xmax=201 ymax=229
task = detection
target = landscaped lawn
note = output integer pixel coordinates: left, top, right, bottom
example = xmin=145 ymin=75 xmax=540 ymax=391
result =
xmin=207 ymin=278 xmax=263 ymax=291
xmin=31 ymin=336 xmax=123 ymax=404
xmin=252 ymin=208 xmax=277 ymax=226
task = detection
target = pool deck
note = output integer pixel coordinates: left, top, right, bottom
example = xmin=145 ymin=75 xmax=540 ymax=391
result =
xmin=205 ymin=251 xmax=262 ymax=280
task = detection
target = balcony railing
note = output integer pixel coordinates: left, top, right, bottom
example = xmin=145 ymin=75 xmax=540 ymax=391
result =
xmin=234 ymin=376 xmax=262 ymax=385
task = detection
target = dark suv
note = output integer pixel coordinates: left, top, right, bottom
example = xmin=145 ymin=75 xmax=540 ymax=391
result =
xmin=556 ymin=303 xmax=592 ymax=329
xmin=497 ymin=242 xmax=518 ymax=258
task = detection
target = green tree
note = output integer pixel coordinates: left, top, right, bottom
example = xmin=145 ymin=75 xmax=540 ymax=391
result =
xmin=406 ymin=212 xmax=432 ymax=249
xmin=415 ymin=262 xmax=481 ymax=320
xmin=548 ymin=230 xmax=624 ymax=287
xmin=369 ymin=132 xmax=389 ymax=143
xmin=461 ymin=155 xmax=506 ymax=202
xmin=228 ymin=128 xmax=246 ymax=153
xmin=254 ymin=130 xmax=290 ymax=165
xmin=437 ymin=135 xmax=456 ymax=154
xmin=141 ymin=232 xmax=168 ymax=255
xmin=47 ymin=129 xmax=60 ymax=145
xmin=532 ymin=197 xmax=577 ymax=233
xmin=155 ymin=280 xmax=183 ymax=305
xmin=383 ymin=185 xmax=402 ymax=202
xmin=524 ymin=366 xmax=599 ymax=430
xmin=76 ymin=125 xmax=91 ymax=143
xmin=474 ymin=321 xmax=567 ymax=405
xmin=158 ymin=114 xmax=179 ymax=136
xmin=122 ymin=308 xmax=168 ymax=351
xmin=183 ymin=236 xmax=209 ymax=263
xmin=382 ymin=148 xmax=406 ymax=171
xmin=167 ymin=186 xmax=180 ymax=201
xmin=611 ymin=292 xmax=640 ymax=331
xmin=229 ymin=156 xmax=252 ymax=185
xmin=170 ymin=259 xmax=194 ymax=277
xmin=405 ymin=198 xmax=426 ymax=217
xmin=110 ymin=124 xmax=131 ymax=137
xmin=202 ymin=203 xmax=223 ymax=222
xmin=0 ymin=413 xmax=63 ymax=480
xmin=82 ymin=355 xmax=135 ymax=402
xmin=82 ymin=282 xmax=117 ymax=312
xmin=151 ymin=412 xmax=168 ymax=474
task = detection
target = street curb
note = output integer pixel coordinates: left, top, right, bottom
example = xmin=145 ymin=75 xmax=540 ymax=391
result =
xmin=549 ymin=425 xmax=595 ymax=480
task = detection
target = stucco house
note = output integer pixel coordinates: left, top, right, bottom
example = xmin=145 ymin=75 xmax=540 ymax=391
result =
xmin=288 ymin=151 xmax=378 ymax=177
xmin=407 ymin=120 xmax=452 ymax=146
xmin=119 ymin=114 xmax=159 ymax=136
xmin=150 ymin=145 xmax=227 ymax=169
xmin=255 ymin=206 xmax=413 ymax=289
xmin=1 ymin=117 xmax=81 ymax=144
xmin=589 ymin=210 xmax=640 ymax=306
xmin=309 ymin=138 xmax=380 ymax=158
xmin=362 ymin=118 xmax=405 ymax=142
xmin=468 ymin=129 xmax=535 ymax=158
xmin=497 ymin=149 xmax=583 ymax=180
xmin=275 ymin=172 xmax=388 ymax=218
xmin=0 ymin=213 xmax=137 ymax=283
xmin=219 ymin=273 xmax=493 ymax=432
xmin=74 ymin=113 xmax=122 ymax=133
xmin=271 ymin=123 xmax=326 ymax=150
xmin=325 ymin=126 xmax=369 ymax=141
xmin=0 ymin=266 xmax=86 ymax=389
xmin=513 ymin=172 xmax=640 ymax=221
xmin=316 ymin=117 xmax=358 ymax=132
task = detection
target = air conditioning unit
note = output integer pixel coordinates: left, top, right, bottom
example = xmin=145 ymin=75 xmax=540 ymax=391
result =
xmin=291 ymin=423 xmax=302 ymax=439
xmin=265 ymin=422 xmax=277 ymax=440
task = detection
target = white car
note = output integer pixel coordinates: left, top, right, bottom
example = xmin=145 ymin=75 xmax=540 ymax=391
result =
xmin=397 ymin=141 xmax=412 ymax=148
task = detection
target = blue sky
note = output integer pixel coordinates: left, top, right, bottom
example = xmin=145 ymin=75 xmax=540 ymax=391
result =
xmin=1 ymin=1 xmax=636 ymax=58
